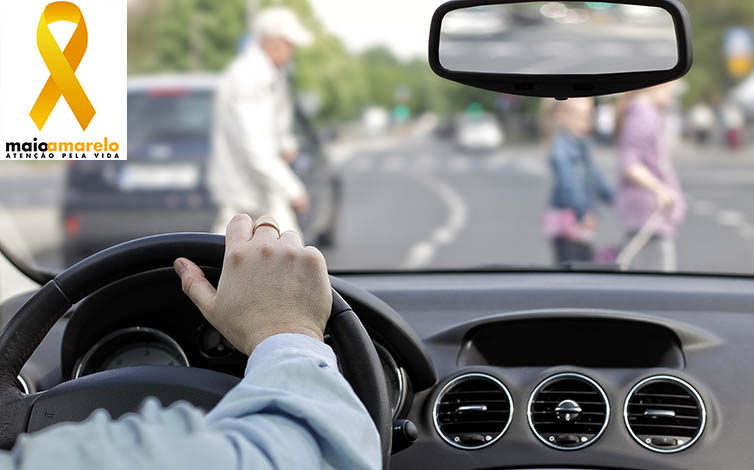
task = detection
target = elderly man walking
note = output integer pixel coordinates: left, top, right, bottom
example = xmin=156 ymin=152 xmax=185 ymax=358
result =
xmin=209 ymin=7 xmax=313 ymax=235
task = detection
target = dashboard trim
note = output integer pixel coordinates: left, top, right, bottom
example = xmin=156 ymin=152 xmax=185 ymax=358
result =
xmin=374 ymin=341 xmax=406 ymax=419
xmin=432 ymin=371 xmax=514 ymax=450
xmin=623 ymin=374 xmax=707 ymax=454
xmin=16 ymin=375 xmax=30 ymax=395
xmin=527 ymin=372 xmax=611 ymax=451
xmin=73 ymin=326 xmax=190 ymax=379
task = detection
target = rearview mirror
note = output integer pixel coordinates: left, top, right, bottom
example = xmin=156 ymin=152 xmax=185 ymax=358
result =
xmin=428 ymin=0 xmax=692 ymax=98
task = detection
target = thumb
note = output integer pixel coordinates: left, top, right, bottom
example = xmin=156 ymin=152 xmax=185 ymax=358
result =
xmin=174 ymin=258 xmax=217 ymax=315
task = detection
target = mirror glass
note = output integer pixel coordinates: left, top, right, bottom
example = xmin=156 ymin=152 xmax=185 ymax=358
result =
xmin=439 ymin=2 xmax=678 ymax=75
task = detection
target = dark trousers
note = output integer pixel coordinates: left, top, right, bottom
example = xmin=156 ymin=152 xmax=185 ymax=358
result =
xmin=553 ymin=237 xmax=593 ymax=264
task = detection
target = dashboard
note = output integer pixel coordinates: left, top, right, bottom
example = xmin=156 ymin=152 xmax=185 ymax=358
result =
xmin=3 ymin=269 xmax=754 ymax=469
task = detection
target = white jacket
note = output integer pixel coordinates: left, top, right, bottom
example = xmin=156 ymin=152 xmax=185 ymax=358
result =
xmin=208 ymin=43 xmax=305 ymax=212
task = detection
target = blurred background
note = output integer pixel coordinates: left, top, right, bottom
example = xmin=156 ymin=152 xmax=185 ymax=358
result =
xmin=2 ymin=0 xmax=754 ymax=298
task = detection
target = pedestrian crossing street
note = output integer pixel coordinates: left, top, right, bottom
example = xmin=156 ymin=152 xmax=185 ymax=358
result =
xmin=341 ymin=150 xmax=550 ymax=177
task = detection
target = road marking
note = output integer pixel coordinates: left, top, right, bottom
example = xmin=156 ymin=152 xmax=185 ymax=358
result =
xmin=384 ymin=155 xmax=404 ymax=173
xmin=350 ymin=157 xmax=373 ymax=173
xmin=514 ymin=158 xmax=547 ymax=176
xmin=402 ymin=175 xmax=468 ymax=269
xmin=691 ymin=199 xmax=715 ymax=216
xmin=718 ymin=210 xmax=746 ymax=227
xmin=448 ymin=157 xmax=472 ymax=173
xmin=739 ymin=224 xmax=754 ymax=240
xmin=415 ymin=154 xmax=437 ymax=172
xmin=483 ymin=153 xmax=511 ymax=170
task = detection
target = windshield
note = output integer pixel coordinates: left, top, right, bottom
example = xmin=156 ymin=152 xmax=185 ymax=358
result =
xmin=1 ymin=0 xmax=753 ymax=294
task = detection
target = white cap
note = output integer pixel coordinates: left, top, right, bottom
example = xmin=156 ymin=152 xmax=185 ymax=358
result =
xmin=252 ymin=7 xmax=314 ymax=47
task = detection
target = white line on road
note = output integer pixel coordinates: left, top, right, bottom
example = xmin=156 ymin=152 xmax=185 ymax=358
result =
xmin=448 ymin=157 xmax=472 ymax=173
xmin=415 ymin=154 xmax=437 ymax=172
xmin=514 ymin=158 xmax=547 ymax=177
xmin=384 ymin=155 xmax=404 ymax=173
xmin=739 ymin=224 xmax=754 ymax=240
xmin=691 ymin=199 xmax=715 ymax=216
xmin=402 ymin=175 xmax=468 ymax=269
xmin=717 ymin=210 xmax=746 ymax=227
xmin=350 ymin=157 xmax=373 ymax=173
xmin=482 ymin=153 xmax=511 ymax=170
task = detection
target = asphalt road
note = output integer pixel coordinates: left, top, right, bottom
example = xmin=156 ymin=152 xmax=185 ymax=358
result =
xmin=3 ymin=137 xmax=754 ymax=296
xmin=322 ymin=135 xmax=754 ymax=275
xmin=440 ymin=22 xmax=677 ymax=75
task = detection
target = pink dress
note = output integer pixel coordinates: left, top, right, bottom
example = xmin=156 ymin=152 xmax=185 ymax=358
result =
xmin=616 ymin=98 xmax=685 ymax=237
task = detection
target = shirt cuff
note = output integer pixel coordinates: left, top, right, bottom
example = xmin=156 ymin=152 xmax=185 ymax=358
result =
xmin=245 ymin=333 xmax=337 ymax=376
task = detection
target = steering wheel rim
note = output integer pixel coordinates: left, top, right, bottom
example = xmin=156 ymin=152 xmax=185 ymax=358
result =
xmin=0 ymin=233 xmax=391 ymax=466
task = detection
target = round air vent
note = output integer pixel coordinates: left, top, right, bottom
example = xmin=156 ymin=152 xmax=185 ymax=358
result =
xmin=528 ymin=372 xmax=609 ymax=450
xmin=624 ymin=375 xmax=706 ymax=453
xmin=433 ymin=372 xmax=513 ymax=449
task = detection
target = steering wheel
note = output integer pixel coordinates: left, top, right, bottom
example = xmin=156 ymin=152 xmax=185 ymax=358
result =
xmin=0 ymin=233 xmax=392 ymax=467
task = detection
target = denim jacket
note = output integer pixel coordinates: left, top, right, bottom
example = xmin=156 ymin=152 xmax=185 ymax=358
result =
xmin=549 ymin=130 xmax=614 ymax=220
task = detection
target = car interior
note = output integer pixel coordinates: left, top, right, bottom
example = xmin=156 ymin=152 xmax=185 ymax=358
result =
xmin=0 ymin=0 xmax=750 ymax=469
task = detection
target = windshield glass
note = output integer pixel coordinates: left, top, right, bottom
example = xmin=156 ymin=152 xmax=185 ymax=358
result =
xmin=1 ymin=0 xmax=753 ymax=292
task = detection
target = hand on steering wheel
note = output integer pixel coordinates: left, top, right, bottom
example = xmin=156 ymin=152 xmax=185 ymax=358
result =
xmin=0 ymin=228 xmax=392 ymax=467
xmin=174 ymin=214 xmax=331 ymax=356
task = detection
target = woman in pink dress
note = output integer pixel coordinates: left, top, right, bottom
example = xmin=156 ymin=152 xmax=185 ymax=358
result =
xmin=616 ymin=83 xmax=686 ymax=271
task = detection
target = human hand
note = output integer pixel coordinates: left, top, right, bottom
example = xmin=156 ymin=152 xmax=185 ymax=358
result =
xmin=282 ymin=150 xmax=298 ymax=164
xmin=581 ymin=214 xmax=597 ymax=232
xmin=655 ymin=186 xmax=676 ymax=213
xmin=292 ymin=192 xmax=310 ymax=215
xmin=174 ymin=214 xmax=332 ymax=355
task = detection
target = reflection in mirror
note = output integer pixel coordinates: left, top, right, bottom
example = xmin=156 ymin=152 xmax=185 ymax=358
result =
xmin=439 ymin=2 xmax=678 ymax=75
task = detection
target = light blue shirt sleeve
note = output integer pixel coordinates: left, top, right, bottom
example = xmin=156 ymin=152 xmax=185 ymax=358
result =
xmin=0 ymin=334 xmax=381 ymax=470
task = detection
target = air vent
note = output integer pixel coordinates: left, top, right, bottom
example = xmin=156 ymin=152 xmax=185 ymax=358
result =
xmin=433 ymin=373 xmax=513 ymax=449
xmin=528 ymin=372 xmax=609 ymax=450
xmin=624 ymin=375 xmax=706 ymax=453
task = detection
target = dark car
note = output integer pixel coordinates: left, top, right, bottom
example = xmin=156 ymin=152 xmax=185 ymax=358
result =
xmin=61 ymin=74 xmax=340 ymax=266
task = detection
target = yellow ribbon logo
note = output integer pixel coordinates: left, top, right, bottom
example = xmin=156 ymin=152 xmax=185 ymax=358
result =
xmin=29 ymin=2 xmax=95 ymax=131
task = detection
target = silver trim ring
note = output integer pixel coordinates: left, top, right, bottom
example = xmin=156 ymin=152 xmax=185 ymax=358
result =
xmin=432 ymin=372 xmax=514 ymax=450
xmin=623 ymin=374 xmax=706 ymax=454
xmin=527 ymin=372 xmax=610 ymax=451
xmin=16 ymin=375 xmax=30 ymax=395
xmin=395 ymin=367 xmax=407 ymax=418
xmin=373 ymin=341 xmax=406 ymax=419
xmin=73 ymin=327 xmax=190 ymax=379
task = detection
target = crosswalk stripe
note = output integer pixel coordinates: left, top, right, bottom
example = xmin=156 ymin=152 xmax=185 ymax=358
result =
xmin=482 ymin=153 xmax=511 ymax=170
xmin=349 ymin=157 xmax=373 ymax=173
xmin=447 ymin=158 xmax=472 ymax=173
xmin=345 ymin=153 xmax=548 ymax=175
xmin=415 ymin=154 xmax=436 ymax=172
xmin=384 ymin=155 xmax=404 ymax=172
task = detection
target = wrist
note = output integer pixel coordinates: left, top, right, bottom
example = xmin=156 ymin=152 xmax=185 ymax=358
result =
xmin=246 ymin=324 xmax=324 ymax=355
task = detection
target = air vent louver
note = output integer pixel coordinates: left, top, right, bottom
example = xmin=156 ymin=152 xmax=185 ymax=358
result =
xmin=528 ymin=373 xmax=609 ymax=450
xmin=433 ymin=373 xmax=513 ymax=449
xmin=624 ymin=375 xmax=706 ymax=453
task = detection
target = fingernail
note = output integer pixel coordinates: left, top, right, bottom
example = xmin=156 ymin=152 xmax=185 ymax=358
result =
xmin=174 ymin=259 xmax=187 ymax=275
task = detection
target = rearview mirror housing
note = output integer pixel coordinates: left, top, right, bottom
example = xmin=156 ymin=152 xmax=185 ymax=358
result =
xmin=428 ymin=0 xmax=693 ymax=98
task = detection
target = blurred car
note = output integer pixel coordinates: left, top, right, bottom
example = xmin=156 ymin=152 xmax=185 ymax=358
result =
xmin=61 ymin=74 xmax=340 ymax=267
xmin=361 ymin=106 xmax=390 ymax=136
xmin=455 ymin=112 xmax=505 ymax=152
